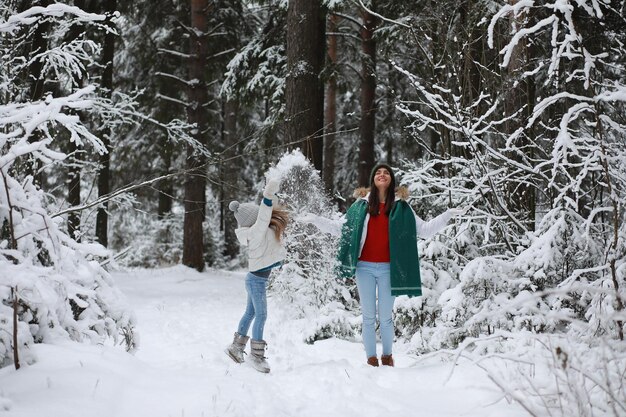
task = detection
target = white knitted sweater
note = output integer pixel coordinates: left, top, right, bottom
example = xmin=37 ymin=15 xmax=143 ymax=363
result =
xmin=234 ymin=200 xmax=286 ymax=272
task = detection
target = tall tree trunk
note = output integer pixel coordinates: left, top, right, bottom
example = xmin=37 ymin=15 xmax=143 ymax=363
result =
xmin=157 ymin=136 xmax=173 ymax=218
xmin=28 ymin=0 xmax=49 ymax=102
xmin=460 ymin=0 xmax=482 ymax=109
xmin=504 ymin=0 xmax=535 ymax=231
xmin=357 ymin=4 xmax=378 ymax=187
xmin=323 ymin=14 xmax=338 ymax=195
xmin=68 ymin=141 xmax=81 ymax=241
xmin=383 ymin=61 xmax=395 ymax=166
xmin=285 ymin=0 xmax=325 ymax=171
xmin=95 ymin=0 xmax=116 ymax=247
xmin=221 ymin=98 xmax=239 ymax=259
xmin=25 ymin=0 xmax=50 ymax=186
xmin=182 ymin=0 xmax=209 ymax=271
xmin=457 ymin=0 xmax=483 ymax=163
xmin=67 ymin=0 xmax=86 ymax=242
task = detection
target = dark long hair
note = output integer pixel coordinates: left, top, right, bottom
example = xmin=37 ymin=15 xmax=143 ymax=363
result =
xmin=368 ymin=187 xmax=395 ymax=216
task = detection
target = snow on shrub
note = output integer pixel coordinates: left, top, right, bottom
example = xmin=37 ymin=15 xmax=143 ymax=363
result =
xmin=266 ymin=150 xmax=359 ymax=342
xmin=471 ymin=332 xmax=626 ymax=417
xmin=0 ymin=5 xmax=136 ymax=367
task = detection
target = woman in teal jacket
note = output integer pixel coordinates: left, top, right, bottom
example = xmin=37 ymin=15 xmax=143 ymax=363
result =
xmin=337 ymin=163 xmax=464 ymax=367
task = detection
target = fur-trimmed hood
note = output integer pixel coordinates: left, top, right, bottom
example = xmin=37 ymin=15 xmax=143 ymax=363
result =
xmin=352 ymin=186 xmax=409 ymax=200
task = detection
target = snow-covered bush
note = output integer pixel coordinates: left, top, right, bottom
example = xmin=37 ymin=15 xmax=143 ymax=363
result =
xmin=0 ymin=5 xmax=136 ymax=368
xmin=110 ymin=211 xmax=183 ymax=268
xmin=391 ymin=1 xmax=626 ymax=413
xmin=431 ymin=207 xmax=600 ymax=349
xmin=390 ymin=159 xmax=478 ymax=349
xmin=267 ymin=150 xmax=359 ymax=343
xmin=473 ymin=332 xmax=626 ymax=417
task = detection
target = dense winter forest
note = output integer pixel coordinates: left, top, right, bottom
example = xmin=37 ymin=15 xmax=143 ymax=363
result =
xmin=1 ymin=0 xmax=625 ymax=416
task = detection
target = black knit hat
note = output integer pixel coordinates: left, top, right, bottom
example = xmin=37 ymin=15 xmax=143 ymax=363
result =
xmin=370 ymin=162 xmax=395 ymax=187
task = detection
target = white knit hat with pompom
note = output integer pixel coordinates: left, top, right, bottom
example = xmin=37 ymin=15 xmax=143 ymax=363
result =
xmin=229 ymin=200 xmax=259 ymax=228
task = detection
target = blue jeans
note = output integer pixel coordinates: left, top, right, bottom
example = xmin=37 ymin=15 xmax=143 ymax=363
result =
xmin=355 ymin=261 xmax=395 ymax=358
xmin=237 ymin=272 xmax=268 ymax=341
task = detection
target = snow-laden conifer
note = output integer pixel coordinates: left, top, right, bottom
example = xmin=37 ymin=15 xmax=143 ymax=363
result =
xmin=0 ymin=4 xmax=136 ymax=367
xmin=266 ymin=150 xmax=359 ymax=343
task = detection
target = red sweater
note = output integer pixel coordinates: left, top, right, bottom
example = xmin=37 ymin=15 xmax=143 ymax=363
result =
xmin=359 ymin=203 xmax=390 ymax=262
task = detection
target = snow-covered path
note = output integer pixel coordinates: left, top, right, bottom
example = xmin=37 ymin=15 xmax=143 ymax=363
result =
xmin=0 ymin=267 xmax=526 ymax=417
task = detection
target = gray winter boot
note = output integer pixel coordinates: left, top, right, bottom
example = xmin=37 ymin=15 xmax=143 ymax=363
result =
xmin=225 ymin=332 xmax=249 ymax=364
xmin=250 ymin=339 xmax=270 ymax=373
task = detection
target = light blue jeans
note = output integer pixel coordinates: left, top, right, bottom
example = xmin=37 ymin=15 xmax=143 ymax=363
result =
xmin=355 ymin=261 xmax=395 ymax=359
xmin=237 ymin=272 xmax=268 ymax=341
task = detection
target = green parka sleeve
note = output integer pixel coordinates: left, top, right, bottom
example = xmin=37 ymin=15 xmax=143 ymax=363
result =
xmin=336 ymin=200 xmax=368 ymax=279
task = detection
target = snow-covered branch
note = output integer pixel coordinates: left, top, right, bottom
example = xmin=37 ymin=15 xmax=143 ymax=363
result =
xmin=0 ymin=3 xmax=105 ymax=34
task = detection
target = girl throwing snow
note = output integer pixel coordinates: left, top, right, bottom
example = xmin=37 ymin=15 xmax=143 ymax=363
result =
xmin=225 ymin=179 xmax=288 ymax=373
xmin=337 ymin=163 xmax=465 ymax=367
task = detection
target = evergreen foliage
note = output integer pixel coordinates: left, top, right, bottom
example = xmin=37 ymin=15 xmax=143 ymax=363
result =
xmin=0 ymin=4 xmax=136 ymax=366
xmin=267 ymin=150 xmax=360 ymax=343
xmin=2 ymin=1 xmax=626 ymax=412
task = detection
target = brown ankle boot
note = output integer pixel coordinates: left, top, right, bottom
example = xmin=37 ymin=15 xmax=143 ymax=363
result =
xmin=381 ymin=354 xmax=394 ymax=367
xmin=367 ymin=356 xmax=379 ymax=367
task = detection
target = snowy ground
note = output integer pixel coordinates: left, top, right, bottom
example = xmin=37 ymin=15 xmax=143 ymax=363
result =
xmin=0 ymin=266 xmax=527 ymax=417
